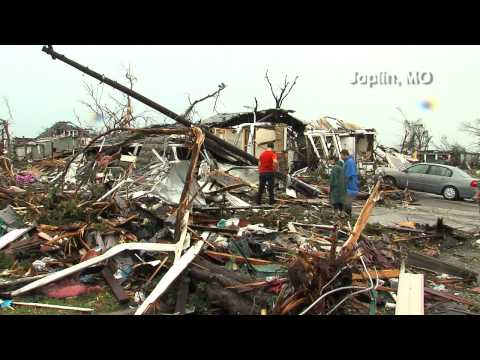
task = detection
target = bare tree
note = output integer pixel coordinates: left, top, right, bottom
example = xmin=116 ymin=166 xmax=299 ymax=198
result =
xmin=462 ymin=119 xmax=480 ymax=147
xmin=265 ymin=70 xmax=299 ymax=109
xmin=183 ymin=83 xmax=227 ymax=123
xmin=1 ymin=97 xmax=13 ymax=157
xmin=435 ymin=135 xmax=468 ymax=167
xmin=397 ymin=109 xmax=432 ymax=154
xmin=80 ymin=66 xmax=154 ymax=131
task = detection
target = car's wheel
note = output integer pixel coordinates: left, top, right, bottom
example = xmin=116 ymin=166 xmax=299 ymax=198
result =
xmin=383 ymin=176 xmax=397 ymax=187
xmin=442 ymin=186 xmax=458 ymax=200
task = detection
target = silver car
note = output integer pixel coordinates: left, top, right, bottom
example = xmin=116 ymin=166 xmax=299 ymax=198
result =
xmin=377 ymin=163 xmax=479 ymax=200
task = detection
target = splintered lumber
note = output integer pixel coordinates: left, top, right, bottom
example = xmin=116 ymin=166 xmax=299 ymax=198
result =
xmin=0 ymin=227 xmax=34 ymax=250
xmin=352 ymin=269 xmax=400 ymax=281
xmin=395 ymin=272 xmax=424 ymax=315
xmin=424 ymin=287 xmax=480 ymax=308
xmin=384 ymin=225 xmax=425 ymax=233
xmin=189 ymin=225 xmax=238 ymax=235
xmin=289 ymin=223 xmax=335 ymax=230
xmin=204 ymin=250 xmax=273 ymax=265
xmin=101 ymin=266 xmax=130 ymax=304
xmin=205 ymin=183 xmax=249 ymax=196
xmin=341 ymin=181 xmax=381 ymax=254
xmin=0 ymin=274 xmax=49 ymax=289
xmin=406 ymin=251 xmax=478 ymax=281
xmin=174 ymin=127 xmax=204 ymax=263
xmin=12 ymin=301 xmax=93 ymax=313
xmin=11 ymin=242 xmax=179 ymax=297
xmin=190 ymin=259 xmax=270 ymax=313
xmin=205 ymin=283 xmax=259 ymax=315
xmin=135 ymin=240 xmax=204 ymax=315
xmin=200 ymin=205 xmax=290 ymax=211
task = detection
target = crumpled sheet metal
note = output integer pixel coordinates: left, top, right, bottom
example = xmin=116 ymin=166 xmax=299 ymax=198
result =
xmin=150 ymin=161 xmax=206 ymax=207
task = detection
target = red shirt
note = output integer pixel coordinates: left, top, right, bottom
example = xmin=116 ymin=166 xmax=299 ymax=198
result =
xmin=258 ymin=149 xmax=277 ymax=173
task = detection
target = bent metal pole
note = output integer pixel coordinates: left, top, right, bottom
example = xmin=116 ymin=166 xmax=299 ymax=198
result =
xmin=41 ymin=45 xmax=258 ymax=165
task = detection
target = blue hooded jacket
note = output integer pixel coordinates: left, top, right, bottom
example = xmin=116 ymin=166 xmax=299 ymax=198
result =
xmin=343 ymin=155 xmax=359 ymax=196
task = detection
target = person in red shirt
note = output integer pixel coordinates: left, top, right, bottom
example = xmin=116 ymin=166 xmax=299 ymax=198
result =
xmin=256 ymin=143 xmax=279 ymax=205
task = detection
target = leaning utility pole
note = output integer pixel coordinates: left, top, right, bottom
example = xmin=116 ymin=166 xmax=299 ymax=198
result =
xmin=41 ymin=45 xmax=257 ymax=165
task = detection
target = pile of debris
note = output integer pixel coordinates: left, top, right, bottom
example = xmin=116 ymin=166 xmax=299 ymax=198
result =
xmin=1 ymin=46 xmax=479 ymax=315
xmin=0 ymin=128 xmax=478 ymax=315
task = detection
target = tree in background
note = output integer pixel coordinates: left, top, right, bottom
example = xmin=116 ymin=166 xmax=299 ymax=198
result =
xmin=435 ymin=135 xmax=467 ymax=168
xmin=462 ymin=118 xmax=480 ymax=148
xmin=264 ymin=70 xmax=299 ymax=109
xmin=79 ymin=65 xmax=155 ymax=131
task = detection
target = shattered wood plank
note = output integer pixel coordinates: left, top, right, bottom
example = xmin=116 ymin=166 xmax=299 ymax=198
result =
xmin=174 ymin=127 xmax=205 ymax=263
xmin=37 ymin=232 xmax=54 ymax=242
xmin=393 ymin=235 xmax=435 ymax=242
xmin=424 ymin=287 xmax=480 ymax=308
xmin=189 ymin=225 xmax=238 ymax=234
xmin=406 ymin=251 xmax=478 ymax=281
xmin=352 ymin=269 xmax=400 ymax=281
xmin=290 ymin=223 xmax=335 ymax=231
xmin=205 ymin=183 xmax=250 ymax=196
xmin=204 ymin=250 xmax=274 ymax=265
xmin=101 ymin=266 xmax=130 ymax=304
xmin=95 ymin=179 xmax=129 ymax=203
xmin=384 ymin=225 xmax=425 ymax=234
xmin=200 ymin=205 xmax=290 ymax=211
xmin=135 ymin=240 xmax=204 ymax=315
xmin=224 ymin=193 xmax=251 ymax=208
xmin=395 ymin=272 xmax=424 ymax=315
xmin=10 ymin=242 xmax=179 ymax=297
xmin=341 ymin=181 xmax=381 ymax=255
xmin=12 ymin=301 xmax=94 ymax=313
xmin=0 ymin=227 xmax=34 ymax=250
xmin=0 ymin=274 xmax=49 ymax=289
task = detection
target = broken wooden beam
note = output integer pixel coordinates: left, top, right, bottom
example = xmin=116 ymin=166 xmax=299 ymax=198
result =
xmin=395 ymin=272 xmax=424 ymax=315
xmin=135 ymin=240 xmax=204 ymax=315
xmin=352 ymin=269 xmax=400 ymax=281
xmin=406 ymin=251 xmax=478 ymax=282
xmin=101 ymin=266 xmax=130 ymax=304
xmin=204 ymin=250 xmax=274 ymax=265
xmin=341 ymin=181 xmax=381 ymax=254
xmin=189 ymin=225 xmax=238 ymax=235
xmin=205 ymin=183 xmax=250 ymax=196
xmin=424 ymin=287 xmax=480 ymax=308
xmin=10 ymin=242 xmax=179 ymax=297
xmin=0 ymin=274 xmax=49 ymax=290
xmin=12 ymin=301 xmax=94 ymax=313
xmin=199 ymin=205 xmax=290 ymax=211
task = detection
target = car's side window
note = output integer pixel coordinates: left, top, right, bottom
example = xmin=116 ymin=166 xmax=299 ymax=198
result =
xmin=406 ymin=164 xmax=429 ymax=174
xmin=428 ymin=166 xmax=452 ymax=177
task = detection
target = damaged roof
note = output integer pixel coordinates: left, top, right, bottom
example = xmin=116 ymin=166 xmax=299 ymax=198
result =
xmin=200 ymin=108 xmax=308 ymax=133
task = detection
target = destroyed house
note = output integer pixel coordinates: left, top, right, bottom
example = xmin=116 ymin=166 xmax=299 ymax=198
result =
xmin=304 ymin=116 xmax=377 ymax=175
xmin=200 ymin=108 xmax=308 ymax=173
xmin=36 ymin=121 xmax=91 ymax=139
xmin=417 ymin=149 xmax=480 ymax=169
xmin=86 ymin=124 xmax=191 ymax=164
xmin=14 ymin=121 xmax=93 ymax=161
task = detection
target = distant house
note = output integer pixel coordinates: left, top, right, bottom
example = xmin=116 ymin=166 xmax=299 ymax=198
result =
xmin=37 ymin=121 xmax=92 ymax=143
xmin=14 ymin=121 xmax=93 ymax=161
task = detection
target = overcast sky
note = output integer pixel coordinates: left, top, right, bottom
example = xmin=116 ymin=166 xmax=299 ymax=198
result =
xmin=1 ymin=45 xmax=479 ymax=149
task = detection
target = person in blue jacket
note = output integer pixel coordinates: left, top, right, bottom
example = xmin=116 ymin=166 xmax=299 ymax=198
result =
xmin=340 ymin=149 xmax=359 ymax=217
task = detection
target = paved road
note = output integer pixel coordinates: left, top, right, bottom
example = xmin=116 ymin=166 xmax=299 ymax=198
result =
xmin=360 ymin=192 xmax=480 ymax=232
